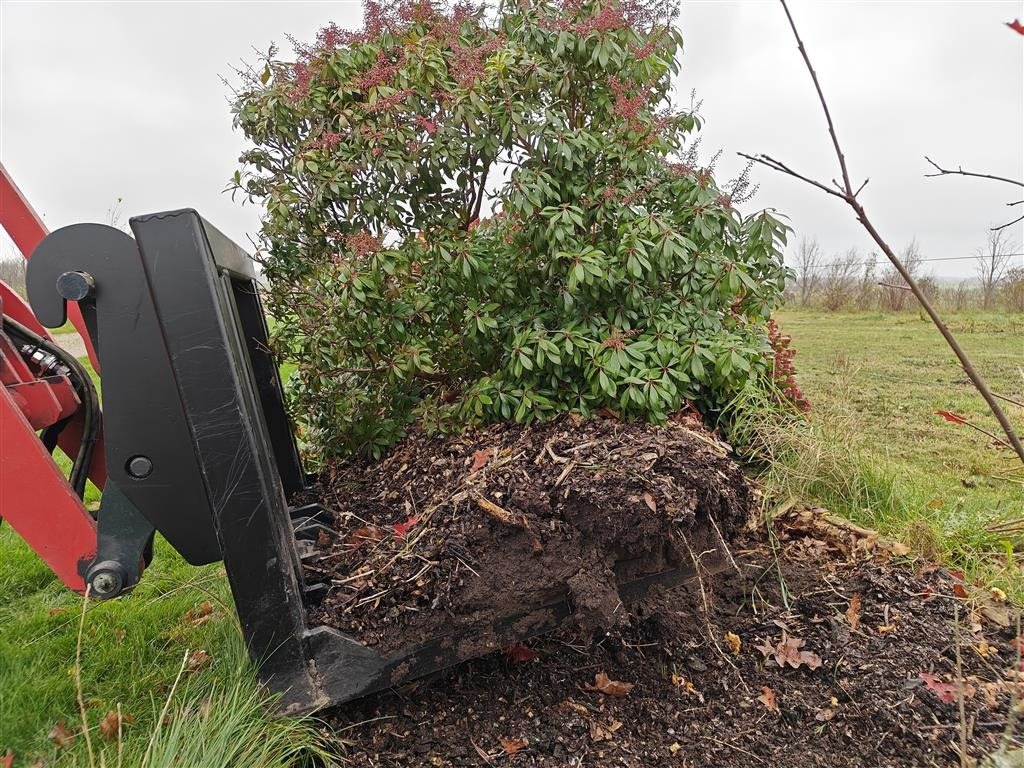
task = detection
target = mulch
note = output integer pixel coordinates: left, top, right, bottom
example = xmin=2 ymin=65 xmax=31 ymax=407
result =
xmin=324 ymin=508 xmax=1021 ymax=766
xmin=305 ymin=417 xmax=1023 ymax=766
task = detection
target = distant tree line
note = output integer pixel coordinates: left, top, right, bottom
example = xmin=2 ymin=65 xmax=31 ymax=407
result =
xmin=787 ymin=230 xmax=1023 ymax=313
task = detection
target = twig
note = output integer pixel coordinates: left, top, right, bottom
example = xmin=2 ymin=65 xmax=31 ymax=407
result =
xmin=954 ymin=603 xmax=968 ymax=768
xmin=141 ymin=649 xmax=190 ymax=768
xmin=742 ymin=0 xmax=1024 ymax=467
xmin=877 ymin=282 xmax=913 ymax=292
xmin=924 ymin=156 xmax=1024 ymax=188
xmin=75 ymin=587 xmax=96 ymax=768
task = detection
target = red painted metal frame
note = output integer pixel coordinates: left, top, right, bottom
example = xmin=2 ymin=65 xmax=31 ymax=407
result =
xmin=0 ymin=162 xmax=100 ymax=369
xmin=0 ymin=381 xmax=96 ymax=591
xmin=0 ymin=162 xmax=101 ymax=593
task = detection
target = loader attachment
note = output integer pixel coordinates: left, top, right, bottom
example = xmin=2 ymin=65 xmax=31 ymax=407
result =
xmin=25 ymin=210 xmax=721 ymax=711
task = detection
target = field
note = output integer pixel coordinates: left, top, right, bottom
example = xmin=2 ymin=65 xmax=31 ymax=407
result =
xmin=770 ymin=310 xmax=1024 ymax=597
xmin=0 ymin=310 xmax=1022 ymax=765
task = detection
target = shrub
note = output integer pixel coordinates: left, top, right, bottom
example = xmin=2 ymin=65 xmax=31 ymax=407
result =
xmin=233 ymin=0 xmax=791 ymax=458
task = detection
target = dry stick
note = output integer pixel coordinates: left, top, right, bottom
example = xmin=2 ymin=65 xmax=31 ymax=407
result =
xmin=953 ymin=603 xmax=968 ymax=768
xmin=140 ymin=649 xmax=190 ymax=768
xmin=75 ymin=586 xmax=97 ymax=768
xmin=740 ymin=0 xmax=1024 ymax=468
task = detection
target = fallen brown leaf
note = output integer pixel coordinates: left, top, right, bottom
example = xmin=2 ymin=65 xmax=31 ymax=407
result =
xmin=469 ymin=448 xmax=494 ymax=474
xmin=815 ymin=707 xmax=835 ymax=722
xmin=345 ymin=525 xmax=385 ymax=551
xmin=186 ymin=649 xmax=212 ymax=673
xmin=586 ymin=671 xmax=634 ymax=698
xmin=98 ymin=710 xmax=135 ymax=741
xmin=755 ymin=634 xmax=822 ymax=670
xmin=757 ymin=686 xmax=778 ymax=712
xmin=499 ymin=737 xmax=528 ymax=755
xmin=504 ymin=644 xmax=538 ymax=662
xmin=589 ymin=719 xmax=622 ymax=742
xmin=48 ymin=722 xmax=75 ymax=749
xmin=725 ymin=631 xmax=741 ymax=656
xmin=642 ymin=492 xmax=657 ymax=512
xmin=846 ymin=593 xmax=861 ymax=632
xmin=183 ymin=602 xmax=214 ymax=627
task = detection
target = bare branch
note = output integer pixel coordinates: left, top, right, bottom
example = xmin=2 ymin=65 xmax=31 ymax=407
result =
xmin=992 ymin=213 xmax=1024 ymax=232
xmin=752 ymin=0 xmax=1024 ymax=466
xmin=924 ymin=156 xmax=1024 ymax=188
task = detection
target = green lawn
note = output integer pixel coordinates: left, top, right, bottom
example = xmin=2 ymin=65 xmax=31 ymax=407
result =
xmin=770 ymin=309 xmax=1024 ymax=596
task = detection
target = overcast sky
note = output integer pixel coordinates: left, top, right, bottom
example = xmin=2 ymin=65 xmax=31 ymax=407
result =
xmin=2 ymin=1 xmax=1022 ymax=278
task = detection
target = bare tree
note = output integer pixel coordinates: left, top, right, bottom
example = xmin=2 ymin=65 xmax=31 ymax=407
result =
xmin=1003 ymin=267 xmax=1024 ymax=313
xmin=792 ymin=236 xmax=822 ymax=307
xmin=879 ymin=239 xmax=923 ymax=311
xmin=820 ymin=248 xmax=860 ymax=310
xmin=947 ymin=280 xmax=974 ymax=313
xmin=856 ymin=259 xmax=878 ymax=310
xmin=975 ymin=229 xmax=1020 ymax=309
xmin=0 ymin=256 xmax=27 ymax=297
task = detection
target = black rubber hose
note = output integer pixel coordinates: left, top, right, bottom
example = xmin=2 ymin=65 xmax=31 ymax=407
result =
xmin=2 ymin=315 xmax=100 ymax=498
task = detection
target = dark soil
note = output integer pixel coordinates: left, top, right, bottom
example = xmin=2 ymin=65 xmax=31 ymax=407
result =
xmin=326 ymin=508 xmax=1022 ymax=766
xmin=305 ymin=414 xmax=750 ymax=652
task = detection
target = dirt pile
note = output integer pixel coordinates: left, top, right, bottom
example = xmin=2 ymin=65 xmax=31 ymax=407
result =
xmin=327 ymin=507 xmax=1022 ymax=767
xmin=304 ymin=415 xmax=751 ymax=651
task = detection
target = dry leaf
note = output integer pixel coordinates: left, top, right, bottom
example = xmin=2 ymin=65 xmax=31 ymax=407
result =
xmin=345 ymin=525 xmax=384 ymax=551
xmin=504 ymin=644 xmax=538 ymax=663
xmin=586 ymin=672 xmax=634 ymax=698
xmin=991 ymin=587 xmax=1007 ymax=602
xmin=725 ymin=631 xmax=741 ymax=656
xmin=499 ymin=737 xmax=528 ymax=755
xmin=920 ymin=672 xmax=976 ymax=704
xmin=470 ymin=448 xmax=494 ymax=474
xmin=392 ymin=514 xmax=422 ymax=540
xmin=642 ymin=492 xmax=657 ymax=512
xmin=757 ymin=686 xmax=778 ymax=712
xmin=183 ymin=602 xmax=214 ymax=627
xmin=755 ymin=634 xmax=823 ymax=670
xmin=48 ymin=722 xmax=75 ymax=749
xmin=186 ymin=649 xmax=212 ymax=673
xmin=98 ymin=710 xmax=135 ymax=741
xmin=589 ymin=720 xmax=622 ymax=742
xmin=815 ymin=707 xmax=835 ymax=722
xmin=846 ymin=593 xmax=861 ymax=632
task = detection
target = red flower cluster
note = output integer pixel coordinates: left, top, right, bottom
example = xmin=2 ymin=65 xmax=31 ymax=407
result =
xmin=452 ymin=36 xmax=502 ymax=88
xmin=608 ymin=76 xmax=649 ymax=121
xmin=767 ymin=319 xmax=810 ymax=411
xmin=346 ymin=231 xmax=383 ymax=257
xmin=309 ymin=131 xmax=345 ymax=150
xmin=356 ymin=50 xmax=407 ymax=91
xmin=366 ymin=88 xmax=413 ymax=113
xmin=288 ymin=61 xmax=315 ymax=102
xmin=415 ymin=115 xmax=438 ymax=134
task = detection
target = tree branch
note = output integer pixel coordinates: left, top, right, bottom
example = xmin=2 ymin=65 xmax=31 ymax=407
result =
xmin=748 ymin=0 xmax=1024 ymax=466
xmin=924 ymin=156 xmax=1024 ymax=188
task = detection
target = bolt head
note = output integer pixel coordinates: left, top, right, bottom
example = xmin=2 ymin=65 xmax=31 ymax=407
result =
xmin=126 ymin=455 xmax=153 ymax=479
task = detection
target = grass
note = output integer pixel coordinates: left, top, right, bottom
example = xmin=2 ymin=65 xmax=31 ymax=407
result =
xmin=748 ymin=309 xmax=1024 ymax=599
xmin=0 ymin=359 xmax=331 ymax=767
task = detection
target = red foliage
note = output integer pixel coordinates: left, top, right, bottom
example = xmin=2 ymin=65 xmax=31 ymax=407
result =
xmin=767 ymin=319 xmax=810 ymax=411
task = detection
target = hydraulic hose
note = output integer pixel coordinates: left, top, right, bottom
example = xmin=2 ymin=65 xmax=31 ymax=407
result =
xmin=1 ymin=315 xmax=100 ymax=498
